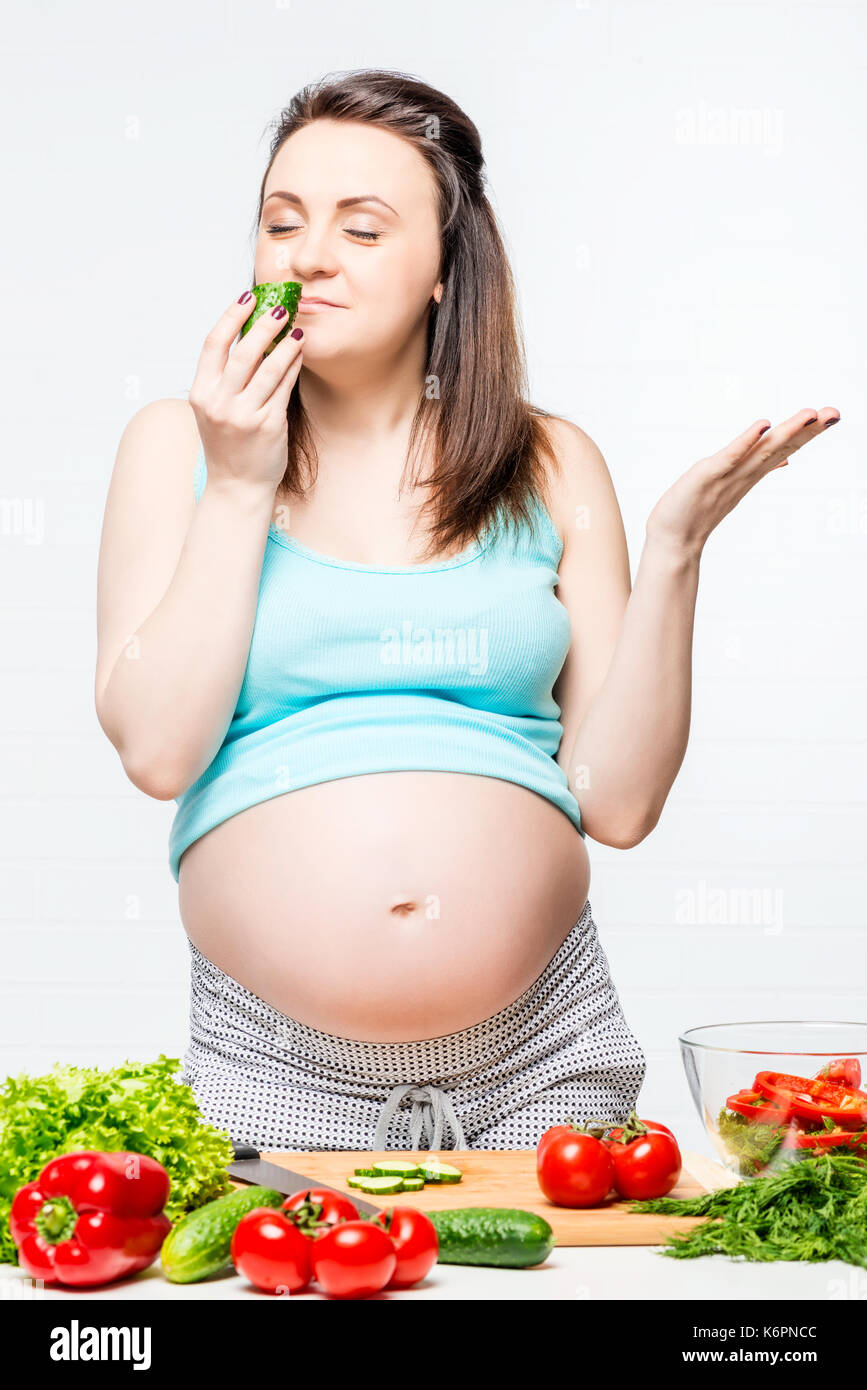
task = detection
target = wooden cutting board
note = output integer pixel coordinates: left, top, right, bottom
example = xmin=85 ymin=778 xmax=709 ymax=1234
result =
xmin=250 ymin=1147 xmax=739 ymax=1247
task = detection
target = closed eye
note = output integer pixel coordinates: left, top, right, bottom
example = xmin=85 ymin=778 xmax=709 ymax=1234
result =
xmin=265 ymin=223 xmax=382 ymax=241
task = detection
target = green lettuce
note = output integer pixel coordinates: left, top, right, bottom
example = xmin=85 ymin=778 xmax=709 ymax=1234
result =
xmin=0 ymin=1054 xmax=234 ymax=1266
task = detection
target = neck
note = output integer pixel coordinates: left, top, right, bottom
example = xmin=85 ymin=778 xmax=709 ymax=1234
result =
xmin=296 ymin=327 xmax=431 ymax=471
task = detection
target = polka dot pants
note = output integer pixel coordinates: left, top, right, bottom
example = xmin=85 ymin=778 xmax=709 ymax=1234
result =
xmin=179 ymin=899 xmax=646 ymax=1152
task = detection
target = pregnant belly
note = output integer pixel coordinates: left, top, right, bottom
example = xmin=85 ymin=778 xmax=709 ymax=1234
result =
xmin=177 ymin=772 xmax=591 ymax=1042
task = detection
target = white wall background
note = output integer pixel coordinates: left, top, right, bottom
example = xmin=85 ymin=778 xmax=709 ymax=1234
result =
xmin=2 ymin=0 xmax=865 ymax=1159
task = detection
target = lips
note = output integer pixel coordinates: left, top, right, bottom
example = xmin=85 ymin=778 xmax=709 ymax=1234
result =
xmin=298 ymin=297 xmax=343 ymax=308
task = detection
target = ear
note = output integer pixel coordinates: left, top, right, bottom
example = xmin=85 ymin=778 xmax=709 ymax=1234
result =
xmin=432 ymin=281 xmax=444 ymax=305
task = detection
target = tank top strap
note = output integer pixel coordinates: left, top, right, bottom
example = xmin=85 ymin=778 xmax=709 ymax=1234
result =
xmin=522 ymin=489 xmax=565 ymax=566
xmin=193 ymin=443 xmax=207 ymax=503
xmin=192 ymin=442 xmax=563 ymax=566
xmin=485 ymin=488 xmax=563 ymax=569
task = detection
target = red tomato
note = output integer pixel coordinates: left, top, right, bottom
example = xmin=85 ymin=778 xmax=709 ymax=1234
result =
xmin=603 ymin=1116 xmax=678 ymax=1145
xmin=231 ymin=1208 xmax=312 ymax=1294
xmin=537 ymin=1132 xmax=614 ymax=1208
xmin=371 ymin=1206 xmax=439 ymax=1289
xmin=537 ymin=1124 xmax=579 ymax=1165
xmin=281 ymin=1188 xmax=359 ymax=1232
xmin=607 ymin=1130 xmax=682 ymax=1200
xmin=816 ymin=1057 xmax=862 ymax=1090
xmin=310 ymin=1221 xmax=397 ymax=1299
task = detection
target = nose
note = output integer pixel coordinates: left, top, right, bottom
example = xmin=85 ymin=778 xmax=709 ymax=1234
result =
xmin=278 ymin=225 xmax=342 ymax=285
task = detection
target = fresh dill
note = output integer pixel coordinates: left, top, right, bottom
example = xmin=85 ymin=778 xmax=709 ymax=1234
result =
xmin=629 ymin=1150 xmax=867 ymax=1266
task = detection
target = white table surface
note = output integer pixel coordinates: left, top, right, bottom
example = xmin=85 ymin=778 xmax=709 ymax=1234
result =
xmin=2 ymin=1247 xmax=861 ymax=1302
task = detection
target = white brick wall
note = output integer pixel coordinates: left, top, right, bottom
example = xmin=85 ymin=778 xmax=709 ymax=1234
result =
xmin=3 ymin=0 xmax=865 ymax=1160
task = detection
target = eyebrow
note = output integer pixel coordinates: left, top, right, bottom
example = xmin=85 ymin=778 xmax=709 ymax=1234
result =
xmin=263 ymin=191 xmax=399 ymax=217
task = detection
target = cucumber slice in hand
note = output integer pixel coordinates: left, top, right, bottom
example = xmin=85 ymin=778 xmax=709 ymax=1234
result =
xmin=239 ymin=281 xmax=303 ymax=355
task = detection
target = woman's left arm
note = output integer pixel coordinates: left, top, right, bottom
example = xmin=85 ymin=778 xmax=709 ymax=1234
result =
xmin=551 ymin=408 xmax=840 ymax=847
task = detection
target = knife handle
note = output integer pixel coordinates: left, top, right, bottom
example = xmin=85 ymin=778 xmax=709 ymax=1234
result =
xmin=231 ymin=1142 xmax=261 ymax=1160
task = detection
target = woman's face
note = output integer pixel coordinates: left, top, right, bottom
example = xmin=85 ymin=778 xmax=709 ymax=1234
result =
xmin=255 ymin=119 xmax=444 ymax=364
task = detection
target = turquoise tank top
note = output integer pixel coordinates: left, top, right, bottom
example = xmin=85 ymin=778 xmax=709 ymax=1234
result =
xmin=168 ymin=444 xmax=585 ymax=881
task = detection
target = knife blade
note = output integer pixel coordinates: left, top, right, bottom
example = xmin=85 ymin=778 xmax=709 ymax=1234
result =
xmin=228 ymin=1147 xmax=382 ymax=1216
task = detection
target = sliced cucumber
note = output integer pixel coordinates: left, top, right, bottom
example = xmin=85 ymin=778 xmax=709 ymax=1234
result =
xmin=399 ymin=1177 xmax=425 ymax=1192
xmin=357 ymin=1175 xmax=405 ymax=1195
xmin=372 ymin=1160 xmax=422 ymax=1178
xmin=354 ymin=1167 xmax=379 ymax=1177
xmin=427 ymin=1207 xmax=555 ymax=1268
xmin=419 ymin=1161 xmax=463 ymax=1184
xmin=346 ymin=1176 xmax=365 ymax=1188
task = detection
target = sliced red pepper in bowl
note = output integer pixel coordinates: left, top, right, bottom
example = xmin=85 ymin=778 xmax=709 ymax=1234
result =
xmin=781 ymin=1123 xmax=867 ymax=1151
xmin=725 ymin=1088 xmax=792 ymax=1125
xmin=753 ymin=1070 xmax=867 ymax=1131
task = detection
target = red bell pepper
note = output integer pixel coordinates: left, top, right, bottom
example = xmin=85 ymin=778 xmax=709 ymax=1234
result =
xmin=781 ymin=1125 xmax=867 ymax=1152
xmin=725 ymin=1088 xmax=792 ymax=1125
xmin=10 ymin=1151 xmax=171 ymax=1287
xmin=753 ymin=1070 xmax=867 ymax=1131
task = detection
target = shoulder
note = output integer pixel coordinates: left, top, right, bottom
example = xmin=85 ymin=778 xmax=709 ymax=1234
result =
xmin=114 ymin=397 xmax=201 ymax=488
xmin=119 ymin=397 xmax=200 ymax=452
xmin=535 ymin=415 xmax=622 ymax=549
xmin=108 ymin=398 xmax=202 ymax=521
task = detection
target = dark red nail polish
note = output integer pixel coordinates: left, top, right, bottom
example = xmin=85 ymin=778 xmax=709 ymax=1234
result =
xmin=824 ymin=417 xmax=839 ymax=428
xmin=271 ymin=305 xmax=287 ymax=320
xmin=803 ymin=416 xmax=818 ymax=427
xmin=291 ymin=327 xmax=303 ymax=339
xmin=238 ymin=290 xmax=253 ymax=303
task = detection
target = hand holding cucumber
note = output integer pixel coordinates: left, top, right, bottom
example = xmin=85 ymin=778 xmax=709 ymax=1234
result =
xmin=188 ymin=281 xmax=304 ymax=493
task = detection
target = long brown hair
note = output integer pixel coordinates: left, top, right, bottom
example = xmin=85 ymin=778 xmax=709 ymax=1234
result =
xmin=252 ymin=68 xmax=562 ymax=562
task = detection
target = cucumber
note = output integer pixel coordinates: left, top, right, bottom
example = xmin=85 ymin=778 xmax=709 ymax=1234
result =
xmin=161 ymin=1186 xmax=285 ymax=1284
xmin=399 ymin=1177 xmax=425 ymax=1192
xmin=346 ymin=1176 xmax=365 ymax=1188
xmin=427 ymin=1208 xmax=555 ymax=1268
xmin=354 ymin=1167 xmax=379 ymax=1177
xmin=372 ymin=1161 xmax=421 ymax=1178
xmin=239 ymin=281 xmax=303 ymax=355
xmin=420 ymin=1161 xmax=463 ymax=1184
xmin=357 ymin=1175 xmax=405 ymax=1195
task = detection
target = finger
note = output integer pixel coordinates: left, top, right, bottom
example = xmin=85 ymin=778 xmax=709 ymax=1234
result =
xmin=756 ymin=408 xmax=841 ymax=472
xmin=193 ymin=291 xmax=259 ymax=393
xmin=222 ymin=303 xmax=299 ymax=394
xmin=758 ymin=408 xmax=830 ymax=454
xmin=713 ymin=419 xmax=772 ymax=469
xmin=242 ymin=325 xmax=303 ymax=411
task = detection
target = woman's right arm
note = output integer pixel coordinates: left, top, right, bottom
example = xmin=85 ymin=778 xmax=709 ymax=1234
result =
xmin=94 ymin=292 xmax=304 ymax=799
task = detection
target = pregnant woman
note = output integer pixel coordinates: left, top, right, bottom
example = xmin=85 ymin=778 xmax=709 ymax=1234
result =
xmin=95 ymin=70 xmax=838 ymax=1152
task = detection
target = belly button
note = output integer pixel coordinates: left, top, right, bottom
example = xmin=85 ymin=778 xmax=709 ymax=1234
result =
xmin=389 ymin=900 xmax=419 ymax=917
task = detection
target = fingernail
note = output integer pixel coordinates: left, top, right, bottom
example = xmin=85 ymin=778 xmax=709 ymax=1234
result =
xmin=271 ymin=306 xmax=287 ymax=320
xmin=824 ymin=417 xmax=839 ymax=428
xmin=758 ymin=424 xmax=771 ymax=435
xmin=291 ymin=327 xmax=303 ymax=340
xmin=803 ymin=416 xmax=818 ymax=427
xmin=238 ymin=290 xmax=253 ymax=303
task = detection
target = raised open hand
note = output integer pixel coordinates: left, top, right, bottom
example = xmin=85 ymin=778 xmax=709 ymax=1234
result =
xmin=645 ymin=408 xmax=841 ymax=562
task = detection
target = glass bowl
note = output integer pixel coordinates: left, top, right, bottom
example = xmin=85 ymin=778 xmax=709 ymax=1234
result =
xmin=680 ymin=1021 xmax=867 ymax=1177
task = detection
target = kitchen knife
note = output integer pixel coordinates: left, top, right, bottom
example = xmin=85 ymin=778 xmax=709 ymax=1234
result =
xmin=228 ymin=1143 xmax=382 ymax=1216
